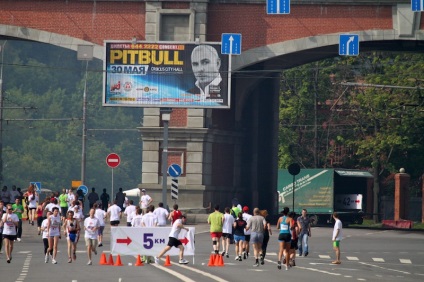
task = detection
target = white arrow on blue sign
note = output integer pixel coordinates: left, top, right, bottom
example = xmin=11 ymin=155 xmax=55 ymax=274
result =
xmin=30 ymin=182 xmax=41 ymax=193
xmin=168 ymin=164 xmax=182 ymax=178
xmin=267 ymin=0 xmax=290 ymax=14
xmin=221 ymin=33 xmax=242 ymax=55
xmin=412 ymin=0 xmax=424 ymax=12
xmin=339 ymin=34 xmax=359 ymax=56
xmin=77 ymin=185 xmax=88 ymax=196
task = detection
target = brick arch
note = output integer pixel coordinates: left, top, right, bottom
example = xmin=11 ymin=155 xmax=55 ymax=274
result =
xmin=0 ymin=24 xmax=103 ymax=59
xmin=233 ymin=29 xmax=424 ymax=70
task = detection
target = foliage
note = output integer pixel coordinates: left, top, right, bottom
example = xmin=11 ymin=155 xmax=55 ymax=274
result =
xmin=1 ymin=40 xmax=142 ymax=193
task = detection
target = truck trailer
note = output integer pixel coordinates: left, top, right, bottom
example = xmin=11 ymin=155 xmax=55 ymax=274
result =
xmin=277 ymin=169 xmax=373 ymax=226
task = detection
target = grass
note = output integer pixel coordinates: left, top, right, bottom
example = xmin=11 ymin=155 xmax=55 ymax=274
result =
xmin=350 ymin=219 xmax=424 ymax=230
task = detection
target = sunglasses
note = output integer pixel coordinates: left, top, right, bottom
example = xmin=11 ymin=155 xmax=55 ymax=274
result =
xmin=8 ymin=208 xmax=13 ymax=211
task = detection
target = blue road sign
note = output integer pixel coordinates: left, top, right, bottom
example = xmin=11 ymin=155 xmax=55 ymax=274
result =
xmin=30 ymin=182 xmax=41 ymax=193
xmin=412 ymin=0 xmax=424 ymax=12
xmin=339 ymin=34 xmax=359 ymax=56
xmin=267 ymin=0 xmax=290 ymax=14
xmin=168 ymin=164 xmax=182 ymax=178
xmin=77 ymin=185 xmax=88 ymax=196
xmin=221 ymin=33 xmax=242 ymax=55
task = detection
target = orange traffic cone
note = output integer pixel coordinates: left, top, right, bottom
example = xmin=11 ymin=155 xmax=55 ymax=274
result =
xmin=207 ymin=254 xmax=216 ymax=267
xmin=214 ymin=254 xmax=222 ymax=266
xmin=114 ymin=254 xmax=123 ymax=266
xmin=135 ymin=255 xmax=144 ymax=266
xmin=107 ymin=254 xmax=114 ymax=265
xmin=217 ymin=254 xmax=224 ymax=266
xmin=164 ymin=255 xmax=172 ymax=266
xmin=99 ymin=252 xmax=107 ymax=265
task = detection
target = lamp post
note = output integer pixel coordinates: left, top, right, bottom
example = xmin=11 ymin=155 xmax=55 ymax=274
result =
xmin=77 ymin=45 xmax=94 ymax=185
xmin=0 ymin=40 xmax=7 ymax=186
xmin=161 ymin=108 xmax=172 ymax=208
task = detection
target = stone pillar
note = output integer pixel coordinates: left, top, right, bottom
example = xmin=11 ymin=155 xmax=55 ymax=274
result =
xmin=394 ymin=171 xmax=410 ymax=221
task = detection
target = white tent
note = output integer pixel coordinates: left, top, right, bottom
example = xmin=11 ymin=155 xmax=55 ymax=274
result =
xmin=122 ymin=188 xmax=140 ymax=197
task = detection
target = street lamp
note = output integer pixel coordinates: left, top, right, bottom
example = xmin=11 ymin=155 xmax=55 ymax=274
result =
xmin=77 ymin=45 xmax=94 ymax=185
xmin=0 ymin=40 xmax=7 ymax=185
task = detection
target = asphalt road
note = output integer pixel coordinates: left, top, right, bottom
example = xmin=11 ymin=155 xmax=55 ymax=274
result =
xmin=1 ymin=220 xmax=424 ymax=282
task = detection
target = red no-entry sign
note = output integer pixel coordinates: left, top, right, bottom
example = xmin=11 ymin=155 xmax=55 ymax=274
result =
xmin=106 ymin=153 xmax=120 ymax=168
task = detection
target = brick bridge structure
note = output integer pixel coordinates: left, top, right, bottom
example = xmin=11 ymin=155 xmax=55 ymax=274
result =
xmin=1 ymin=0 xmax=423 ymax=213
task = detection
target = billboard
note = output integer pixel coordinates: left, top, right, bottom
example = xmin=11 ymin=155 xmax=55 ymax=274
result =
xmin=103 ymin=41 xmax=230 ymax=108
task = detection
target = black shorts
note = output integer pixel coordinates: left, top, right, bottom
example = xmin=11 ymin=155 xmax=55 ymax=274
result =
xmin=110 ymin=220 xmax=120 ymax=226
xmin=222 ymin=233 xmax=232 ymax=239
xmin=3 ymin=234 xmax=17 ymax=241
xmin=37 ymin=217 xmax=44 ymax=227
xmin=245 ymin=235 xmax=251 ymax=242
xmin=278 ymin=233 xmax=291 ymax=243
xmin=29 ymin=207 xmax=36 ymax=210
xmin=167 ymin=237 xmax=182 ymax=248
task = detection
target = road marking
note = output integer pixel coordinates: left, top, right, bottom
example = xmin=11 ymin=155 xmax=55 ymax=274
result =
xmin=151 ymin=264 xmax=196 ymax=282
xmin=319 ymin=255 xmax=331 ymax=259
xmin=164 ymin=259 xmax=230 ymax=282
xmin=267 ymin=252 xmax=277 ymax=256
xmin=347 ymin=256 xmax=359 ymax=261
xmin=357 ymin=279 xmax=366 ymax=281
xmin=372 ymin=258 xmax=385 ymax=262
xmin=400 ymin=259 xmax=412 ymax=264
xmin=358 ymin=262 xmax=410 ymax=275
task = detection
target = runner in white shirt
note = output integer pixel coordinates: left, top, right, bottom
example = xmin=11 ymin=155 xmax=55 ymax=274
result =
xmin=141 ymin=205 xmax=158 ymax=227
xmin=84 ymin=208 xmax=100 ymax=265
xmin=41 ymin=211 xmax=53 ymax=262
xmin=153 ymin=202 xmax=169 ymax=226
xmin=1 ymin=204 xmax=19 ymax=263
xmin=46 ymin=207 xmax=61 ymax=264
xmin=94 ymin=203 xmax=107 ymax=247
xmin=123 ymin=200 xmax=136 ymax=226
xmin=107 ymin=200 xmax=121 ymax=226
xmin=242 ymin=206 xmax=252 ymax=259
xmin=131 ymin=207 xmax=143 ymax=227
xmin=221 ymin=207 xmax=235 ymax=257
xmin=67 ymin=190 xmax=76 ymax=208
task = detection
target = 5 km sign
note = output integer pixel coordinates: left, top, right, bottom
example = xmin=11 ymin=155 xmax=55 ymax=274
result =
xmin=106 ymin=153 xmax=120 ymax=168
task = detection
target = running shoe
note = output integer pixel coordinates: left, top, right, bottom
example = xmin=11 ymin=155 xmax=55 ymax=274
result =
xmin=154 ymin=257 xmax=160 ymax=264
xmin=93 ymin=249 xmax=97 ymax=255
xmin=221 ymin=251 xmax=226 ymax=256
xmin=285 ymin=265 xmax=289 ymax=271
xmin=253 ymin=261 xmax=259 ymax=267
xmin=179 ymin=259 xmax=189 ymax=264
xmin=226 ymin=252 xmax=229 ymax=258
xmin=17 ymin=238 xmax=21 ymax=242
xmin=73 ymin=252 xmax=76 ymax=260
xmin=68 ymin=258 xmax=72 ymax=263
xmin=45 ymin=254 xmax=49 ymax=263
xmin=87 ymin=260 xmax=92 ymax=265
xmin=52 ymin=259 xmax=57 ymax=264
xmin=260 ymin=255 xmax=264 ymax=265
xmin=235 ymin=256 xmax=239 ymax=261
xmin=98 ymin=243 xmax=103 ymax=247
xmin=277 ymin=261 xmax=281 ymax=270
xmin=304 ymin=252 xmax=309 ymax=257
xmin=7 ymin=258 xmax=11 ymax=263
xmin=243 ymin=252 xmax=247 ymax=260
xmin=238 ymin=256 xmax=242 ymax=261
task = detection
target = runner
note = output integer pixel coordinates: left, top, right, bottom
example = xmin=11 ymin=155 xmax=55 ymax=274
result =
xmin=1 ymin=204 xmax=19 ymax=263
xmin=260 ymin=210 xmax=272 ymax=259
xmin=153 ymin=202 xmax=169 ymax=226
xmin=63 ymin=210 xmax=80 ymax=263
xmin=107 ymin=200 xmax=121 ymax=226
xmin=0 ymin=201 xmax=5 ymax=253
xmin=242 ymin=206 xmax=252 ymax=259
xmin=59 ymin=189 xmax=68 ymax=221
xmin=26 ymin=184 xmax=38 ymax=225
xmin=36 ymin=202 xmax=44 ymax=235
xmin=288 ymin=211 xmax=299 ymax=266
xmin=123 ymin=200 xmax=136 ymax=226
xmin=207 ymin=204 xmax=224 ymax=255
xmin=46 ymin=207 xmax=61 ymax=264
xmin=331 ymin=212 xmax=342 ymax=264
xmin=131 ymin=207 xmax=143 ymax=227
xmin=84 ymin=208 xmax=100 ymax=265
xmin=154 ymin=215 xmax=189 ymax=265
xmin=233 ymin=211 xmax=247 ymax=261
xmin=11 ymin=198 xmax=24 ymax=242
xmin=168 ymin=204 xmax=182 ymax=225
xmin=221 ymin=207 xmax=235 ymax=258
xmin=246 ymin=208 xmax=266 ymax=267
xmin=41 ymin=211 xmax=53 ymax=262
xmin=277 ymin=207 xmax=292 ymax=270
xmin=94 ymin=203 xmax=106 ymax=247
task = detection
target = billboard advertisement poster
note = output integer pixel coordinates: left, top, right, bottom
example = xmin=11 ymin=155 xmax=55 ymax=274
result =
xmin=103 ymin=41 xmax=230 ymax=109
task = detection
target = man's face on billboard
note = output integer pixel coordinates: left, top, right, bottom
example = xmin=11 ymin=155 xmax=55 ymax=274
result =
xmin=191 ymin=46 xmax=221 ymax=86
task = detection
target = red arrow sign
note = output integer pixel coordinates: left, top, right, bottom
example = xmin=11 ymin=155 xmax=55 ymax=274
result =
xmin=179 ymin=237 xmax=189 ymax=245
xmin=106 ymin=153 xmax=120 ymax=168
xmin=116 ymin=236 xmax=132 ymax=245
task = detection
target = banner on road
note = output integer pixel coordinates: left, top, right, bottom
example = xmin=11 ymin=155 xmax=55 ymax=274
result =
xmin=110 ymin=227 xmax=195 ymax=256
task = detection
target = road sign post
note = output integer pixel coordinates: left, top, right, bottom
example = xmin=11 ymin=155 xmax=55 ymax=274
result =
xmin=171 ymin=178 xmax=178 ymax=201
xmin=267 ymin=0 xmax=290 ymax=14
xmin=30 ymin=182 xmax=41 ymax=193
xmin=106 ymin=153 xmax=120 ymax=200
xmin=412 ymin=0 xmax=424 ymax=12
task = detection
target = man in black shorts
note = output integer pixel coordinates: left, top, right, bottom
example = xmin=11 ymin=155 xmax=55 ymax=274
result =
xmin=155 ymin=215 xmax=190 ymax=265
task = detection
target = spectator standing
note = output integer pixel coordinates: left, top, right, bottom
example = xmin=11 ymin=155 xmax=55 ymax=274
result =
xmin=87 ymin=188 xmax=99 ymax=209
xmin=139 ymin=189 xmax=153 ymax=215
xmin=297 ymin=208 xmax=311 ymax=257
xmin=100 ymin=189 xmax=110 ymax=212
xmin=1 ymin=186 xmax=12 ymax=206
xmin=10 ymin=185 xmax=20 ymax=202
xmin=153 ymin=202 xmax=169 ymax=226
xmin=123 ymin=200 xmax=136 ymax=226
xmin=332 ymin=212 xmax=342 ymax=264
xmin=115 ymin=188 xmax=125 ymax=210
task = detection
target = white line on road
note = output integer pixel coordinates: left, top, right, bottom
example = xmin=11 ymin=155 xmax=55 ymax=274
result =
xmin=319 ymin=255 xmax=331 ymax=259
xmin=151 ymin=264 xmax=197 ymax=282
xmin=400 ymin=259 xmax=412 ymax=264
xmin=347 ymin=256 xmax=359 ymax=261
xmin=372 ymin=258 xmax=385 ymax=262
xmin=358 ymin=262 xmax=410 ymax=275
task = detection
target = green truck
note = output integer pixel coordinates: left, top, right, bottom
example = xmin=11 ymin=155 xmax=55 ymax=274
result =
xmin=277 ymin=169 xmax=373 ymax=225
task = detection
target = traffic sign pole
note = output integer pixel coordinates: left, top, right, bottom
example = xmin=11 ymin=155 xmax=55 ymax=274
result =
xmin=112 ymin=168 xmax=114 ymax=202
xmin=106 ymin=153 xmax=120 ymax=201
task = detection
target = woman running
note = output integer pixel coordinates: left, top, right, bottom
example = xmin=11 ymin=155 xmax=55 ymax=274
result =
xmin=36 ymin=202 xmax=44 ymax=235
xmin=63 ymin=210 xmax=80 ymax=263
xmin=276 ymin=207 xmax=292 ymax=270
xmin=46 ymin=207 xmax=61 ymax=264
xmin=25 ymin=184 xmax=38 ymax=225
xmin=41 ymin=211 xmax=53 ymax=262
xmin=233 ymin=212 xmax=247 ymax=261
xmin=2 ymin=204 xmax=19 ymax=263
